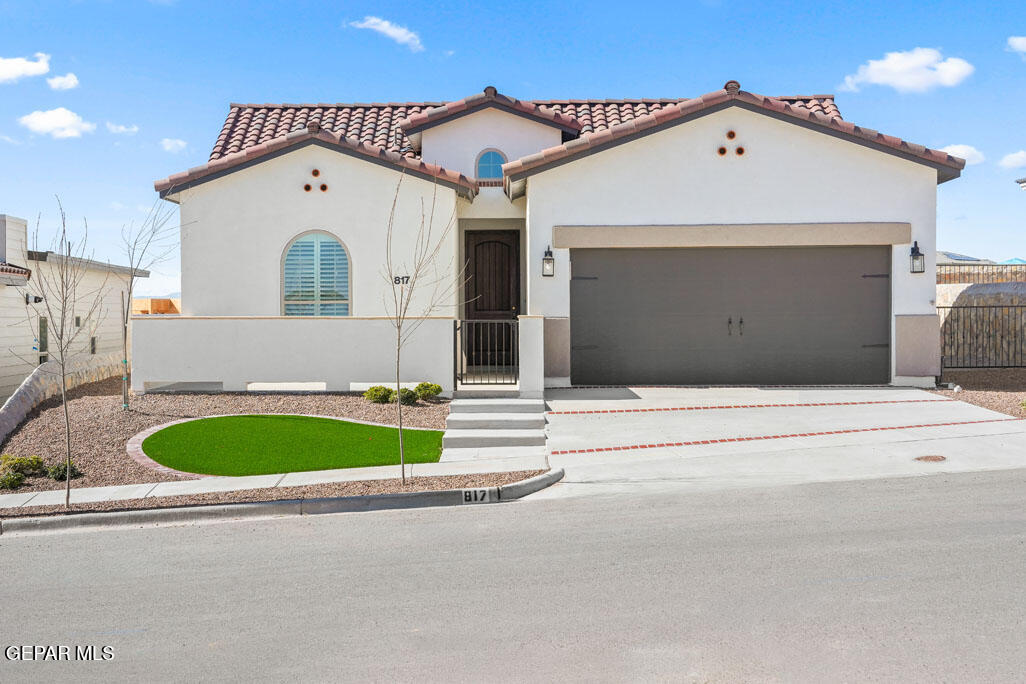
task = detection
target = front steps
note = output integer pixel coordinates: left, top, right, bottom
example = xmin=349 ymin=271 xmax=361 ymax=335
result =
xmin=440 ymin=397 xmax=548 ymax=461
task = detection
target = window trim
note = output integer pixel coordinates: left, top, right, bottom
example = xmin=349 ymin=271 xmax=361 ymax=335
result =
xmin=474 ymin=148 xmax=507 ymax=180
xmin=280 ymin=229 xmax=354 ymax=317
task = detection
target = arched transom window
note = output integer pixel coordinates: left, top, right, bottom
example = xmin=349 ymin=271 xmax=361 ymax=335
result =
xmin=282 ymin=232 xmax=350 ymax=316
xmin=476 ymin=149 xmax=506 ymax=179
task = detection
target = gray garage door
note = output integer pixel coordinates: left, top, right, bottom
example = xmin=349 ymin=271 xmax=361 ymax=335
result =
xmin=569 ymin=247 xmax=891 ymax=385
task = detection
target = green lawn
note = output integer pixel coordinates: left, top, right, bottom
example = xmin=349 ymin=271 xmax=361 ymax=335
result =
xmin=141 ymin=415 xmax=443 ymax=476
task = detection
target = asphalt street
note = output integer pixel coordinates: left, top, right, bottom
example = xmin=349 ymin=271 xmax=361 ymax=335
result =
xmin=2 ymin=468 xmax=1025 ymax=682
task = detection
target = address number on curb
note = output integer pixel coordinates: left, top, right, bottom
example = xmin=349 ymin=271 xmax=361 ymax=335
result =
xmin=461 ymin=488 xmax=491 ymax=504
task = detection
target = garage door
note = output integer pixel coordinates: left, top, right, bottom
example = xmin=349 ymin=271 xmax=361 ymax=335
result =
xmin=569 ymin=247 xmax=891 ymax=385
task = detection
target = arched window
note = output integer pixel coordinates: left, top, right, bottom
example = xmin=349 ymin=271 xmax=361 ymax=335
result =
xmin=476 ymin=149 xmax=506 ymax=179
xmin=282 ymin=232 xmax=350 ymax=315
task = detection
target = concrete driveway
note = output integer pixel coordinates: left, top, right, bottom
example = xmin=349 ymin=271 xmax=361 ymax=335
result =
xmin=536 ymin=386 xmax=1026 ymax=498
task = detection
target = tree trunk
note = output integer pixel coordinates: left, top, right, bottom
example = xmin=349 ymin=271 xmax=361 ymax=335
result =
xmin=61 ymin=368 xmax=71 ymax=509
xmin=121 ymin=290 xmax=129 ymax=410
xmin=396 ymin=326 xmax=406 ymax=485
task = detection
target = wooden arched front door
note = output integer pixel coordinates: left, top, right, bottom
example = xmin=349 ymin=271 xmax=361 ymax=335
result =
xmin=464 ymin=230 xmax=520 ymax=369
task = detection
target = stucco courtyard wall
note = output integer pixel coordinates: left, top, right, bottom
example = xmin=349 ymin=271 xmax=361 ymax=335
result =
xmin=131 ymin=316 xmax=454 ymax=394
xmin=522 ymin=106 xmax=941 ymax=384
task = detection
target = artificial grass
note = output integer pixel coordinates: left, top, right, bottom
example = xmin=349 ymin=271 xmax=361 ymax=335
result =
xmin=141 ymin=415 xmax=443 ymax=476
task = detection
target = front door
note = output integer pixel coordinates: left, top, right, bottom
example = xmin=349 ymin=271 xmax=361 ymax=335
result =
xmin=464 ymin=230 xmax=520 ymax=369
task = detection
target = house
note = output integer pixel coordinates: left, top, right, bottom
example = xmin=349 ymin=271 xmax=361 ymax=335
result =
xmin=133 ymin=81 xmax=964 ymax=396
xmin=0 ymin=214 xmax=145 ymax=404
xmin=936 ymin=250 xmax=993 ymax=266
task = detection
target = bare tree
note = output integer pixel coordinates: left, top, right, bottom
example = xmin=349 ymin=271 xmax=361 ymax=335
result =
xmin=382 ymin=174 xmax=464 ymax=484
xmin=16 ymin=200 xmax=109 ymax=508
xmin=118 ymin=199 xmax=177 ymax=410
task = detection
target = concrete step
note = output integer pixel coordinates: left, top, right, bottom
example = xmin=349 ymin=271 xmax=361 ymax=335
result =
xmin=449 ymin=398 xmax=547 ymax=414
xmin=453 ymin=388 xmax=521 ymax=399
xmin=442 ymin=429 xmax=547 ymax=449
xmin=446 ymin=412 xmax=546 ymax=430
xmin=439 ymin=447 xmax=549 ymax=463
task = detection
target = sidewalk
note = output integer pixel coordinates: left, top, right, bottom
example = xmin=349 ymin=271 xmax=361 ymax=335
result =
xmin=0 ymin=453 xmax=548 ymax=510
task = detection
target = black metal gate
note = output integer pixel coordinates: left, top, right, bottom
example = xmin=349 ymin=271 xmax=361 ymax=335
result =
xmin=454 ymin=320 xmax=519 ymax=385
xmin=939 ymin=306 xmax=1026 ymax=368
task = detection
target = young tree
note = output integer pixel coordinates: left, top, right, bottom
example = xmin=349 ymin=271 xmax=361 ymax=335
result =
xmin=118 ymin=199 xmax=177 ymax=410
xmin=18 ymin=200 xmax=110 ymax=508
xmin=382 ymin=174 xmax=463 ymax=484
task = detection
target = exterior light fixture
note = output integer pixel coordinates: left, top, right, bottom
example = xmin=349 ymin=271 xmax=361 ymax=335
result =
xmin=542 ymin=246 xmax=555 ymax=277
xmin=910 ymin=241 xmax=925 ymax=274
xmin=25 ymin=294 xmax=43 ymax=305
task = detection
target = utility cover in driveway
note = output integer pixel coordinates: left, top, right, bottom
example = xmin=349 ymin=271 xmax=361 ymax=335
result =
xmin=569 ymin=246 xmax=891 ymax=385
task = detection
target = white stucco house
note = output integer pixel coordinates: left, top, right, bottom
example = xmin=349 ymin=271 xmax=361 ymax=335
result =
xmin=133 ymin=81 xmax=964 ymax=396
xmin=0 ymin=214 xmax=141 ymax=405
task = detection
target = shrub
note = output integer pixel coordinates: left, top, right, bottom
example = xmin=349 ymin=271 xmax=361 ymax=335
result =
xmin=0 ymin=470 xmax=25 ymax=490
xmin=363 ymin=386 xmax=395 ymax=404
xmin=414 ymin=382 xmax=443 ymax=400
xmin=396 ymin=387 xmax=419 ymax=405
xmin=0 ymin=454 xmax=45 ymax=477
xmin=47 ymin=460 xmax=82 ymax=481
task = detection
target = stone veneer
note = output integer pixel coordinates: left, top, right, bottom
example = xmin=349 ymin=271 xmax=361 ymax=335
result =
xmin=0 ymin=352 xmax=121 ymax=447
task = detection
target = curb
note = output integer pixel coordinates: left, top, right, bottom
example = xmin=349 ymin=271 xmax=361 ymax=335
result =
xmin=0 ymin=469 xmax=564 ymax=536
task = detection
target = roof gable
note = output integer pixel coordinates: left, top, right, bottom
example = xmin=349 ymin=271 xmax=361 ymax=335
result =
xmin=154 ymin=126 xmax=477 ymax=200
xmin=502 ymin=81 xmax=964 ymax=197
xmin=397 ymin=86 xmax=582 ymax=137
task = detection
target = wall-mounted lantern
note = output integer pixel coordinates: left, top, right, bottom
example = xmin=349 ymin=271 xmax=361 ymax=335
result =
xmin=24 ymin=294 xmax=42 ymax=305
xmin=910 ymin=241 xmax=925 ymax=274
xmin=542 ymin=246 xmax=555 ymax=277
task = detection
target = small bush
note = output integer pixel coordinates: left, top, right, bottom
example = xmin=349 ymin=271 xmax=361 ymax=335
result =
xmin=0 ymin=454 xmax=45 ymax=477
xmin=363 ymin=386 xmax=395 ymax=404
xmin=47 ymin=460 xmax=82 ymax=481
xmin=0 ymin=470 xmax=25 ymax=490
xmin=396 ymin=387 xmax=419 ymax=405
xmin=415 ymin=382 xmax=443 ymax=400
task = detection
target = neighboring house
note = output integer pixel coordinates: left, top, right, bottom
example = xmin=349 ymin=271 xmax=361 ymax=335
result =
xmin=1000 ymin=258 xmax=1026 ymax=265
xmin=134 ymin=81 xmax=964 ymax=395
xmin=936 ymin=250 xmax=993 ymax=265
xmin=0 ymin=214 xmax=145 ymax=404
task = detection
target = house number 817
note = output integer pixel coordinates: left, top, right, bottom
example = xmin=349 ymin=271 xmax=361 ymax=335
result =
xmin=393 ymin=276 xmax=410 ymax=285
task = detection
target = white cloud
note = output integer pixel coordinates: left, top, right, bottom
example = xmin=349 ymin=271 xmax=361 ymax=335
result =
xmin=349 ymin=16 xmax=424 ymax=52
xmin=106 ymin=121 xmax=139 ymax=135
xmin=109 ymin=201 xmax=125 ymax=211
xmin=1008 ymin=36 xmax=1026 ymax=56
xmin=0 ymin=134 xmax=20 ymax=145
xmin=160 ymin=137 xmax=186 ymax=152
xmin=18 ymin=107 xmax=96 ymax=138
xmin=940 ymin=144 xmax=984 ymax=165
xmin=999 ymin=150 xmax=1026 ymax=169
xmin=0 ymin=52 xmax=50 ymax=84
xmin=840 ymin=47 xmax=973 ymax=93
xmin=46 ymin=72 xmax=78 ymax=90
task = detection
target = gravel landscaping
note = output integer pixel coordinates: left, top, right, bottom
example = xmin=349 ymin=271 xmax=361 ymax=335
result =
xmin=930 ymin=369 xmax=1026 ymax=418
xmin=0 ymin=376 xmax=450 ymax=493
xmin=0 ymin=470 xmax=546 ymax=518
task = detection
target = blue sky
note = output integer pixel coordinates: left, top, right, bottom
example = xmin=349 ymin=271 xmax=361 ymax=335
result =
xmin=1 ymin=0 xmax=1024 ymax=294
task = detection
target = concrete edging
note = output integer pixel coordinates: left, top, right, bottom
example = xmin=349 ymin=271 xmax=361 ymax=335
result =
xmin=0 ymin=468 xmax=564 ymax=536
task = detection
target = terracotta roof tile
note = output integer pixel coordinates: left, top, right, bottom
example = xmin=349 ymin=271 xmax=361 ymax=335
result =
xmin=0 ymin=262 xmax=30 ymax=278
xmin=208 ymin=89 xmax=841 ymax=163
xmin=502 ymin=82 xmax=964 ymax=190
xmin=156 ymin=128 xmax=477 ymax=199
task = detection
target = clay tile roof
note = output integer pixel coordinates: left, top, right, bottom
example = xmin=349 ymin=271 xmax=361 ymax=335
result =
xmin=502 ymin=82 xmax=964 ymax=193
xmin=397 ymin=86 xmax=583 ymax=134
xmin=207 ymin=91 xmax=839 ymax=165
xmin=155 ymin=128 xmax=477 ymax=200
xmin=0 ymin=262 xmax=31 ymax=278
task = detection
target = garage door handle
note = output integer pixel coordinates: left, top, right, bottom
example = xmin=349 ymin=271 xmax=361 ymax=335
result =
xmin=727 ymin=317 xmax=733 ymax=336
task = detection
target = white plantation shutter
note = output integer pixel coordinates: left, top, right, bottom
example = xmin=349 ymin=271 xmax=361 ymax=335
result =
xmin=283 ymin=233 xmax=350 ymax=315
